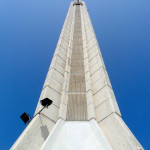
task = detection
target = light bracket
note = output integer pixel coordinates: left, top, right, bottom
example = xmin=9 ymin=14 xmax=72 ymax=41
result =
xmin=20 ymin=98 xmax=53 ymax=125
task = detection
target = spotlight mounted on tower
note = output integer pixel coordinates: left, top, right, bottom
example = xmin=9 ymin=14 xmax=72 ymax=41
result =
xmin=40 ymin=98 xmax=52 ymax=108
xmin=20 ymin=112 xmax=31 ymax=125
xmin=20 ymin=98 xmax=53 ymax=125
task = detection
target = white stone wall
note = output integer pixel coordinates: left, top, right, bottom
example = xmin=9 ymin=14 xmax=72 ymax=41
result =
xmin=80 ymin=1 xmax=121 ymax=122
xmin=11 ymin=1 xmax=144 ymax=150
xmin=10 ymin=115 xmax=55 ymax=150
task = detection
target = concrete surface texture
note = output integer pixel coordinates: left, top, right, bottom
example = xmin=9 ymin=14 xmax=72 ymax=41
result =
xmin=41 ymin=120 xmax=112 ymax=150
xmin=11 ymin=1 xmax=144 ymax=150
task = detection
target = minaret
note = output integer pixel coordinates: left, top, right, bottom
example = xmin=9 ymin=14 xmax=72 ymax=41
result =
xmin=11 ymin=1 xmax=144 ymax=150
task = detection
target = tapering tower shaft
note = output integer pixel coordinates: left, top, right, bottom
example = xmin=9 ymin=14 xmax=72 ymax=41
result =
xmin=11 ymin=1 xmax=144 ymax=150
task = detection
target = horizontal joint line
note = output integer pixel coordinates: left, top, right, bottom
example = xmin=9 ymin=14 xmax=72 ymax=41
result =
xmin=40 ymin=113 xmax=56 ymax=123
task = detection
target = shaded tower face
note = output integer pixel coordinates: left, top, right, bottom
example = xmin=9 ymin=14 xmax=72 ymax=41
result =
xmin=11 ymin=1 xmax=144 ymax=150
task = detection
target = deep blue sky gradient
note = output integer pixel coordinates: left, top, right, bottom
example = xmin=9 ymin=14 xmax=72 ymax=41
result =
xmin=0 ymin=0 xmax=150 ymax=149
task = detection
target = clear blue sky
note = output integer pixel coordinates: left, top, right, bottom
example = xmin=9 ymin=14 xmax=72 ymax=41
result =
xmin=0 ymin=0 xmax=150 ymax=149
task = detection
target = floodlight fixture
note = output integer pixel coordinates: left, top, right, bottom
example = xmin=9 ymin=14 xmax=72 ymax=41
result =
xmin=20 ymin=98 xmax=53 ymax=126
xmin=40 ymin=98 xmax=53 ymax=107
xmin=20 ymin=112 xmax=31 ymax=125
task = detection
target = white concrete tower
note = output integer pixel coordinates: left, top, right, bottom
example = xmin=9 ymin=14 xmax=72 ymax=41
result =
xmin=11 ymin=1 xmax=144 ymax=150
